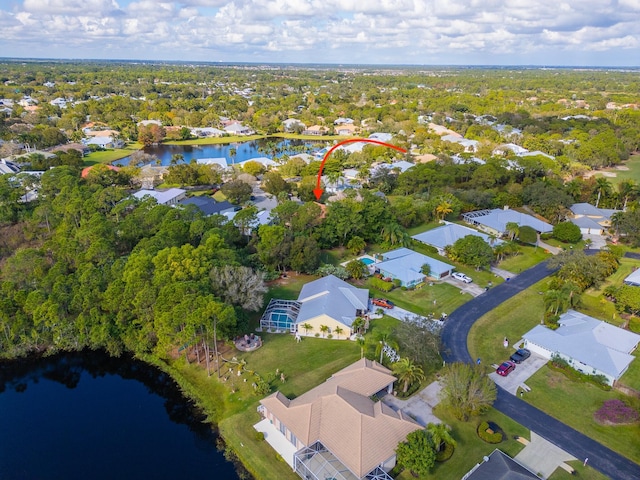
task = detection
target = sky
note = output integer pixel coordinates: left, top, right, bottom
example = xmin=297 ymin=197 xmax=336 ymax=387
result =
xmin=0 ymin=0 xmax=639 ymax=66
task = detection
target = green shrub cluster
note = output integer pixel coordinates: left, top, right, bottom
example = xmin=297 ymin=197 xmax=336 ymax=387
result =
xmin=435 ymin=442 xmax=455 ymax=462
xmin=370 ymin=277 xmax=393 ymax=292
xmin=549 ymin=355 xmax=612 ymax=390
xmin=477 ymin=421 xmax=503 ymax=443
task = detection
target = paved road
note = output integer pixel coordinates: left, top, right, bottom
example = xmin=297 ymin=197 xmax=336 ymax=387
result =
xmin=441 ymin=259 xmax=640 ymax=480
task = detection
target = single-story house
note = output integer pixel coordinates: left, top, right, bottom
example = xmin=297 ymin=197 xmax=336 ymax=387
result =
xmin=137 ymin=165 xmax=168 ymax=189
xmin=493 ymin=143 xmax=529 ymax=156
xmin=256 ymin=358 xmax=421 ymax=480
xmin=335 ymin=124 xmax=358 ymax=135
xmin=0 ymin=159 xmax=20 ymax=175
xmin=196 ymin=157 xmax=228 ymax=169
xmin=190 ymin=127 xmax=225 ymax=137
xmin=302 ymin=125 xmax=329 ymax=136
xmin=259 ymin=274 xmax=369 ymax=337
xmin=462 ymin=449 xmax=539 ymax=480
xmin=569 ymin=203 xmax=619 ymax=235
xmin=51 ymin=143 xmax=90 ymax=156
xmin=334 ymin=117 xmax=354 ymax=125
xmin=132 ymin=188 xmax=186 ymax=205
xmin=376 ymin=248 xmax=454 ymax=285
xmin=441 ymin=134 xmax=479 ymax=152
xmin=83 ymin=136 xmax=125 ymax=149
xmin=413 ymin=222 xmax=501 ymax=255
xmin=623 ymin=268 xmax=640 ymax=287
xmin=178 ymin=196 xmax=234 ymax=216
xmin=462 ymin=207 xmax=552 ymax=236
xmin=237 ymin=157 xmax=277 ymax=169
xmin=368 ymin=132 xmax=393 ymax=142
xmin=522 ymin=310 xmax=640 ymax=386
xmin=80 ymin=164 xmax=120 ymax=178
xmin=283 ymin=118 xmax=306 ymax=132
xmin=224 ymin=122 xmax=253 ymax=135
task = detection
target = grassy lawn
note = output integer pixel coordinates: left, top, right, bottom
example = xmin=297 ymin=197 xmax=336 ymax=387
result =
xmin=541 ymin=237 xmax=586 ymax=250
xmin=498 ymin=245 xmax=552 ymax=273
xmin=83 ymin=143 xmax=142 ymax=165
xmin=548 ymin=461 xmax=611 ymax=480
xmin=619 ymin=350 xmax=640 ymax=391
xmin=523 ymin=366 xmax=640 ymax=463
xmin=468 ymin=279 xmax=548 ymax=367
xmin=365 ymin=277 xmax=472 ymax=317
xmin=396 ymin=405 xmax=529 ymax=480
xmin=592 ymin=154 xmax=640 ymax=185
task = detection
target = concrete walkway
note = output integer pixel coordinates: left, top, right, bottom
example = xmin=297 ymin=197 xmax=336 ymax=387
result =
xmin=537 ymin=235 xmax=562 ymax=254
xmin=382 ymin=380 xmax=443 ymax=426
xmin=490 ymin=266 xmax=516 ymax=279
xmin=515 ymin=431 xmax=577 ymax=479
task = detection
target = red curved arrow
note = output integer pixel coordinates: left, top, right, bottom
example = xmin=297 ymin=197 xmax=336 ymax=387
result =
xmin=313 ymin=138 xmax=407 ymax=200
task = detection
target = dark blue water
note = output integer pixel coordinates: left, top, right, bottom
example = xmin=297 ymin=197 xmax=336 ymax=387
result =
xmin=115 ymin=138 xmax=326 ymax=166
xmin=0 ymin=352 xmax=242 ymax=480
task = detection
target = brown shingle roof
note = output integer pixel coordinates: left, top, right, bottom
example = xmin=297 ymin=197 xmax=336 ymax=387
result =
xmin=260 ymin=359 xmax=420 ymax=478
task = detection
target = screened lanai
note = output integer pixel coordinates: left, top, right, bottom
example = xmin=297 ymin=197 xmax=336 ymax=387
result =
xmin=294 ymin=442 xmax=393 ymax=480
xmin=259 ymin=299 xmax=301 ymax=332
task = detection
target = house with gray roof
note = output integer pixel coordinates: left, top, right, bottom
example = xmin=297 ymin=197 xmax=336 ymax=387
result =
xmin=178 ymin=196 xmax=234 ymax=216
xmin=413 ymin=222 xmax=502 ymax=255
xmin=462 ymin=449 xmax=539 ymax=480
xmin=441 ymin=134 xmax=479 ymax=152
xmin=132 ymin=188 xmax=186 ymax=205
xmin=623 ymin=269 xmax=640 ymax=287
xmin=259 ymin=275 xmax=369 ymax=338
xmin=569 ymin=203 xmax=619 ymax=235
xmin=376 ymin=248 xmax=453 ymax=285
xmin=462 ymin=207 xmax=552 ymax=236
xmin=196 ymin=157 xmax=228 ymax=169
xmin=522 ymin=310 xmax=640 ymax=385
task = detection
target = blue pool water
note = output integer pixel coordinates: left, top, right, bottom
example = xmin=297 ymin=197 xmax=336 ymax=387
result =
xmin=360 ymin=258 xmax=375 ymax=265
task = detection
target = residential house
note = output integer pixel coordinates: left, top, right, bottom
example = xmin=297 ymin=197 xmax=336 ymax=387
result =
xmin=0 ymin=159 xmax=20 ymax=175
xmin=441 ymin=134 xmax=479 ymax=152
xmin=334 ymin=117 xmax=354 ymax=125
xmin=178 ymin=196 xmax=234 ymax=216
xmin=368 ymin=132 xmax=393 ymax=142
xmin=80 ymin=164 xmax=120 ymax=178
xmin=493 ymin=143 xmax=529 ymax=156
xmin=237 ymin=157 xmax=277 ymax=169
xmin=256 ymin=358 xmax=421 ymax=480
xmin=462 ymin=450 xmax=540 ymax=480
xmin=190 ymin=127 xmax=225 ymax=137
xmin=623 ymin=269 xmax=640 ymax=287
xmin=522 ymin=310 xmax=640 ymax=386
xmin=224 ymin=122 xmax=253 ymax=135
xmin=283 ymin=118 xmax=306 ymax=132
xmin=259 ymin=274 xmax=369 ymax=337
xmin=132 ymin=188 xmax=186 ymax=205
xmin=196 ymin=157 xmax=228 ymax=169
xmin=376 ymin=248 xmax=454 ymax=284
xmin=50 ymin=97 xmax=70 ymax=109
xmin=83 ymin=136 xmax=125 ymax=149
xmin=462 ymin=207 xmax=552 ymax=236
xmin=569 ymin=203 xmax=619 ymax=236
xmin=302 ymin=125 xmax=329 ymax=136
xmin=335 ymin=124 xmax=358 ymax=136
xmin=413 ymin=222 xmax=501 ymax=256
xmin=51 ymin=143 xmax=90 ymax=156
xmin=137 ymin=119 xmax=163 ymax=127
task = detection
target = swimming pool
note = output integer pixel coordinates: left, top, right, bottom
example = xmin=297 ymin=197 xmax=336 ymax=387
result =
xmin=360 ymin=257 xmax=375 ymax=265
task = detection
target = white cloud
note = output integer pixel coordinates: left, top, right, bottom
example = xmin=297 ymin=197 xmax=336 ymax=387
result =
xmin=0 ymin=0 xmax=638 ymax=64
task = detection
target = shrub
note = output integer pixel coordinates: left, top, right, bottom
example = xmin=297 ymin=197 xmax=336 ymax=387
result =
xmin=371 ymin=277 xmax=393 ymax=292
xmin=393 ymin=278 xmax=402 ymax=288
xmin=594 ymin=399 xmax=640 ymax=425
xmin=548 ymin=355 xmax=612 ymax=390
xmin=435 ymin=442 xmax=455 ymax=462
xmin=553 ymin=221 xmax=582 ymax=243
xmin=477 ymin=421 xmax=503 ymax=443
xmin=254 ymin=431 xmax=265 ymax=441
xmin=314 ymin=333 xmax=320 ymax=337
xmin=327 ymin=334 xmax=333 ymax=339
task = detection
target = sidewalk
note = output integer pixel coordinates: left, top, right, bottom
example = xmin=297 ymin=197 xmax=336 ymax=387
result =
xmin=382 ymin=380 xmax=443 ymax=426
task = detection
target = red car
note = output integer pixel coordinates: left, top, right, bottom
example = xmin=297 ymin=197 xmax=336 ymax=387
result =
xmin=496 ymin=361 xmax=516 ymax=376
xmin=372 ymin=298 xmax=395 ymax=309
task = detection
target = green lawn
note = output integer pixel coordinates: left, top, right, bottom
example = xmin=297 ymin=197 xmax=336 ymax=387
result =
xmin=523 ymin=366 xmax=640 ymax=464
xmin=83 ymin=143 xmax=142 ymax=165
xmin=365 ymin=277 xmax=472 ymax=317
xmin=498 ymin=245 xmax=552 ymax=273
xmin=548 ymin=461 xmax=612 ymax=480
xmin=619 ymin=350 xmax=640 ymax=391
xmin=592 ymin=154 xmax=640 ymax=185
xmin=468 ymin=279 xmax=548 ymax=367
xmin=397 ymin=405 xmax=528 ymax=480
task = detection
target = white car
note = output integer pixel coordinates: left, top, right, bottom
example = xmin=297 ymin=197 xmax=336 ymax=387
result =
xmin=452 ymin=272 xmax=473 ymax=283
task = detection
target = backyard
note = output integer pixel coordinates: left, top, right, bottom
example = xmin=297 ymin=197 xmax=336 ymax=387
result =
xmin=83 ymin=143 xmax=142 ymax=165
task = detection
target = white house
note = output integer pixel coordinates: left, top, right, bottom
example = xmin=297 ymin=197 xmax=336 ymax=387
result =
xmin=376 ymin=248 xmax=454 ymax=284
xmin=522 ymin=310 xmax=640 ymax=385
xmin=569 ymin=203 xmax=619 ymax=236
xmin=132 ymin=188 xmax=186 ymax=205
xmin=462 ymin=207 xmax=552 ymax=236
xmin=623 ymin=269 xmax=640 ymax=287
xmin=413 ymin=222 xmax=501 ymax=255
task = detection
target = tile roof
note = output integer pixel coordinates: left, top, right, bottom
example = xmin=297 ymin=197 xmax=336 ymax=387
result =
xmin=260 ymin=359 xmax=420 ymax=478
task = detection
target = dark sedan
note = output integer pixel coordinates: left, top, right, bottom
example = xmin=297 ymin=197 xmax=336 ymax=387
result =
xmin=510 ymin=348 xmax=531 ymax=364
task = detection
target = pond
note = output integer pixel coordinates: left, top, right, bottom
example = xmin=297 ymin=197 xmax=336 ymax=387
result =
xmin=0 ymin=351 xmax=243 ymax=480
xmin=115 ymin=138 xmax=327 ymax=167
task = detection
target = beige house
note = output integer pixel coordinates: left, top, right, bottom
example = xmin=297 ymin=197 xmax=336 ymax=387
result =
xmin=257 ymin=359 xmax=421 ymax=480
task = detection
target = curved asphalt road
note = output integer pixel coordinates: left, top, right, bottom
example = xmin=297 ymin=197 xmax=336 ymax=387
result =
xmin=441 ymin=259 xmax=640 ymax=480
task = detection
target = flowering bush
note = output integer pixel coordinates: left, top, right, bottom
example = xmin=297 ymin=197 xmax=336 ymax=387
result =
xmin=594 ymin=399 xmax=639 ymax=425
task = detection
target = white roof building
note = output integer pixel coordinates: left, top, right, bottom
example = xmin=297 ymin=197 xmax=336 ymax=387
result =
xmin=132 ymin=188 xmax=186 ymax=205
xmin=522 ymin=310 xmax=640 ymax=385
xmin=623 ymin=269 xmax=640 ymax=287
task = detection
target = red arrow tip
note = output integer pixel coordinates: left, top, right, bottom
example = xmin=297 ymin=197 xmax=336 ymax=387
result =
xmin=313 ymin=188 xmax=324 ymax=200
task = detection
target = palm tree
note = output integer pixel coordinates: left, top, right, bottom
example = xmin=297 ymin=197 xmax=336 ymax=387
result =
xmin=302 ymin=323 xmax=313 ymax=336
xmin=334 ymin=326 xmax=344 ymax=339
xmin=543 ymin=289 xmax=567 ymax=315
xmin=435 ymin=200 xmax=453 ymax=222
xmin=352 ymin=317 xmax=365 ymax=335
xmin=381 ymin=223 xmax=411 ymax=247
xmin=505 ymin=222 xmax=520 ymax=241
xmin=319 ymin=324 xmax=329 ymax=338
xmin=392 ymin=357 xmax=425 ymax=393
xmin=594 ymin=177 xmax=613 ymax=208
xmin=426 ymin=423 xmax=456 ymax=452
xmin=616 ymin=180 xmax=637 ymax=211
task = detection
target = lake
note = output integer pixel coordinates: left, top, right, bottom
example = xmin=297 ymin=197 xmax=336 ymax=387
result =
xmin=0 ymin=351 xmax=243 ymax=480
xmin=115 ymin=138 xmax=327 ymax=167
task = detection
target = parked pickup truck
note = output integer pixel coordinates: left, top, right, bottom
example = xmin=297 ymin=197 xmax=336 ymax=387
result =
xmin=372 ymin=298 xmax=395 ymax=309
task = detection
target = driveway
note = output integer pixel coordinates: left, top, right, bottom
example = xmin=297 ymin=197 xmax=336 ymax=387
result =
xmin=251 ymin=185 xmax=277 ymax=212
xmin=515 ymin=431 xmax=577 ymax=479
xmin=384 ymin=305 xmax=444 ymax=331
xmin=382 ymin=380 xmax=443 ymax=426
xmin=489 ymin=353 xmax=548 ymax=395
xmin=442 ymin=277 xmax=486 ymax=297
